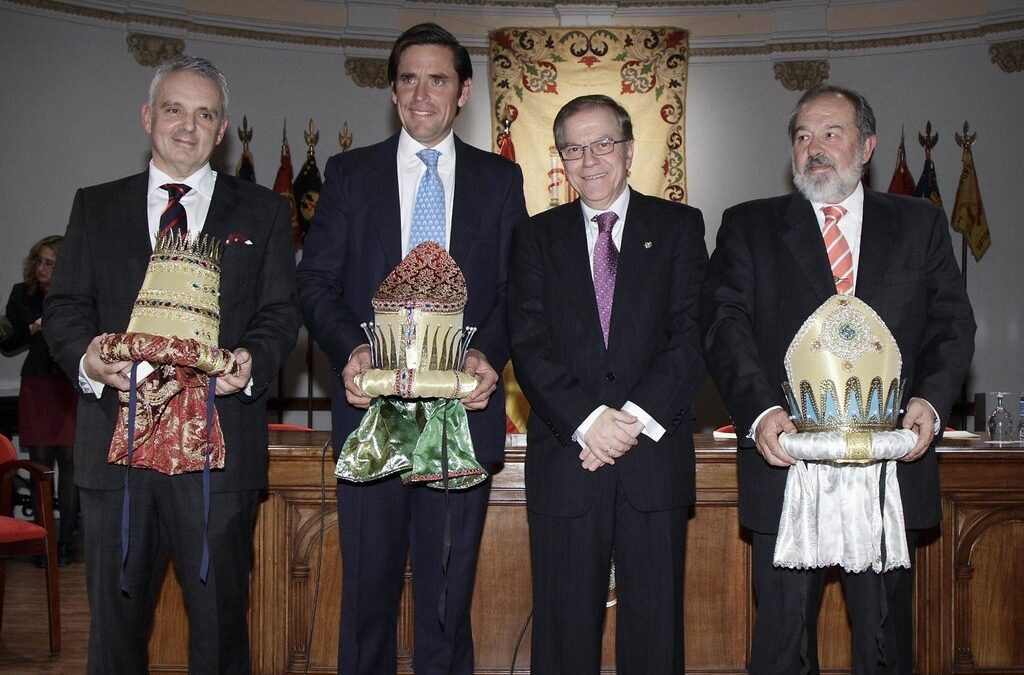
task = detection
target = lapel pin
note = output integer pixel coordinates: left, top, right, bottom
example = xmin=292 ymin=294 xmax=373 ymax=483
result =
xmin=644 ymin=241 xmax=653 ymax=249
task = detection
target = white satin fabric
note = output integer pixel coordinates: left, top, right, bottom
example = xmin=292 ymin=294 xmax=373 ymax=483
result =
xmin=774 ymin=429 xmax=918 ymax=573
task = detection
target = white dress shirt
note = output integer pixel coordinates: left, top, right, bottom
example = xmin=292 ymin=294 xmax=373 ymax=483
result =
xmin=397 ymin=128 xmax=457 ymax=254
xmin=570 ymin=188 xmax=667 ymax=451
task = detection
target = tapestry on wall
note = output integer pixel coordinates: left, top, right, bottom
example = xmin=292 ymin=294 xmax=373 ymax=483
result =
xmin=489 ymin=26 xmax=689 ymax=216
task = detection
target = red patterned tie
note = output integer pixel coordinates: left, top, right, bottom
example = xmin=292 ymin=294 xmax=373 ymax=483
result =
xmin=592 ymin=211 xmax=619 ymax=346
xmin=821 ymin=204 xmax=853 ymax=295
xmin=159 ymin=183 xmax=191 ymax=239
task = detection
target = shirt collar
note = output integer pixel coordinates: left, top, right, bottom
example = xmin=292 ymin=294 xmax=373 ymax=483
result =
xmin=398 ymin=128 xmax=456 ymax=167
xmin=581 ymin=187 xmax=631 ymax=227
xmin=147 ymin=161 xmax=217 ymax=200
xmin=811 ymin=181 xmax=864 ymax=223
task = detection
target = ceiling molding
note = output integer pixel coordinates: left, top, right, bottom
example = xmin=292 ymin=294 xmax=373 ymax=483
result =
xmin=4 ymin=0 xmax=1024 ymax=60
xmin=990 ymin=39 xmax=1024 ymax=73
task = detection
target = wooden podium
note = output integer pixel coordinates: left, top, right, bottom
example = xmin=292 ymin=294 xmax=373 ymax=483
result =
xmin=146 ymin=433 xmax=1024 ymax=673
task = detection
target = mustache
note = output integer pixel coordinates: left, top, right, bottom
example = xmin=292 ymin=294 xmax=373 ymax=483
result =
xmin=803 ymin=154 xmax=835 ymax=171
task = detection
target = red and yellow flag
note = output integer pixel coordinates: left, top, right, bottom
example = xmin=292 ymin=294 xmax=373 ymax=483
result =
xmin=950 ymin=134 xmax=990 ymax=261
xmin=887 ymin=129 xmax=915 ymax=196
xmin=272 ymin=123 xmax=301 ymax=250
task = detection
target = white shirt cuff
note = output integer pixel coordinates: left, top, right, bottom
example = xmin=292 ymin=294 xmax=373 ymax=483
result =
xmin=573 ymin=405 xmax=609 ymax=450
xmin=78 ymin=354 xmax=104 ymax=399
xmin=622 ymin=400 xmax=665 ymax=442
xmin=749 ymin=405 xmax=783 ymax=439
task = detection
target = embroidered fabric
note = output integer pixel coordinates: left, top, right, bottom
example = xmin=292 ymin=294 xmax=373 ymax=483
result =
xmin=774 ymin=429 xmax=917 ymax=573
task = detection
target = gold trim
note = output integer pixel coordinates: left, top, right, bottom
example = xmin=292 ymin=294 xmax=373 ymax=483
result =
xmin=345 ymin=57 xmax=389 ymax=89
xmin=990 ymin=40 xmax=1024 ymax=73
xmin=4 ymin=0 xmax=1024 ymax=57
xmin=126 ymin=32 xmax=184 ymax=66
xmin=773 ymin=59 xmax=829 ymax=91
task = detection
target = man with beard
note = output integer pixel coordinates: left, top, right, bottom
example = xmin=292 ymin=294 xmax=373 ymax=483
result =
xmin=701 ymin=84 xmax=975 ymax=674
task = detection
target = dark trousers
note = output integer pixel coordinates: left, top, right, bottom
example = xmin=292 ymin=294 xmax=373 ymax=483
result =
xmin=27 ymin=445 xmax=79 ymax=547
xmin=749 ymin=530 xmax=919 ymax=675
xmin=528 ymin=468 xmax=688 ymax=675
xmin=336 ymin=471 xmax=491 ymax=675
xmin=80 ymin=474 xmax=260 ymax=675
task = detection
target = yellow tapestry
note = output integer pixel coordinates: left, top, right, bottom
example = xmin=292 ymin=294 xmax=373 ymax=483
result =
xmin=489 ymin=26 xmax=689 ymax=216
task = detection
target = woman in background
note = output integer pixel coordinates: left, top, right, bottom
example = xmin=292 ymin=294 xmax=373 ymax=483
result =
xmin=2 ymin=235 xmax=79 ymax=565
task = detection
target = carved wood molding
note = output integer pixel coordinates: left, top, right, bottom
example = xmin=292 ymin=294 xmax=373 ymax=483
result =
xmin=345 ymin=57 xmax=389 ymax=89
xmin=951 ymin=502 xmax=1024 ymax=670
xmin=126 ymin=31 xmax=184 ymax=66
xmin=772 ymin=59 xmax=829 ymax=91
xmin=990 ymin=39 xmax=1024 ymax=73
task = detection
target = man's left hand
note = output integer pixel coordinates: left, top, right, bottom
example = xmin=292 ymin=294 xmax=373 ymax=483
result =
xmin=216 ymin=348 xmax=253 ymax=396
xmin=901 ymin=397 xmax=936 ymax=461
xmin=461 ymin=349 xmax=498 ymax=410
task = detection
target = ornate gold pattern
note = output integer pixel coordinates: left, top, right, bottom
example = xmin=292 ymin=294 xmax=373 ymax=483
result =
xmin=990 ymin=40 xmax=1024 ymax=72
xmin=773 ymin=59 xmax=829 ymax=91
xmin=126 ymin=32 xmax=184 ymax=66
xmin=345 ymin=57 xmax=389 ymax=89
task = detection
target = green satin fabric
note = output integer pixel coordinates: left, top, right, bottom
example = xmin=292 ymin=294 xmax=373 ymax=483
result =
xmin=336 ymin=398 xmax=487 ymax=489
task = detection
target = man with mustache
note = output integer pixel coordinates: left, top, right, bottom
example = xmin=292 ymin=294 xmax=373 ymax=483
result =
xmin=701 ymin=84 xmax=975 ymax=674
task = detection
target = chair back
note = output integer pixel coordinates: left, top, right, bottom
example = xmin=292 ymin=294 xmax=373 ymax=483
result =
xmin=0 ymin=434 xmax=15 ymax=463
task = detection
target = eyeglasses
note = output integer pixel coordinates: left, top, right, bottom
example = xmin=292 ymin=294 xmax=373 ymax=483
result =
xmin=558 ymin=139 xmax=628 ymax=161
xmin=36 ymin=258 xmax=56 ymax=269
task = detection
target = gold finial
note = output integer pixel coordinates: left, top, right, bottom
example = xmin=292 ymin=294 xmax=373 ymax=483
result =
xmin=339 ymin=121 xmax=353 ymax=151
xmin=237 ymin=115 xmax=253 ymax=149
xmin=304 ymin=119 xmax=319 ymax=156
xmin=955 ymin=121 xmax=976 ymax=150
xmin=918 ymin=120 xmax=938 ymax=159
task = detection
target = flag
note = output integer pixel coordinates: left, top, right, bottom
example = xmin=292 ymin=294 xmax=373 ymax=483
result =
xmin=913 ymin=121 xmax=942 ymax=208
xmin=887 ymin=128 xmax=915 ymax=195
xmin=950 ymin=129 xmax=990 ymax=261
xmin=272 ymin=122 xmax=301 ymax=250
xmin=236 ymin=116 xmax=256 ymax=182
xmin=293 ymin=119 xmax=322 ymax=245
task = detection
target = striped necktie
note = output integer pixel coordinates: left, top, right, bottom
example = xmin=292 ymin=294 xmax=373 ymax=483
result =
xmin=159 ymin=183 xmax=191 ymax=239
xmin=821 ymin=204 xmax=854 ymax=295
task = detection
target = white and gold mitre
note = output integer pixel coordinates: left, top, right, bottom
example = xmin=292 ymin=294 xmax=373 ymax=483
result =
xmin=783 ymin=295 xmax=903 ymax=437
xmin=355 ymin=242 xmax=477 ymax=399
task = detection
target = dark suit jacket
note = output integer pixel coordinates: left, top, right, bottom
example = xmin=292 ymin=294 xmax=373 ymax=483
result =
xmin=3 ymin=283 xmax=61 ymax=377
xmin=508 ymin=189 xmax=708 ymax=516
xmin=701 ymin=188 xmax=976 ymax=533
xmin=296 ymin=133 xmax=528 ymax=461
xmin=42 ymin=171 xmax=301 ymax=492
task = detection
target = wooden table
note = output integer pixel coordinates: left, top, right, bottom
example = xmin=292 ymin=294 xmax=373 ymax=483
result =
xmin=146 ymin=433 xmax=1024 ymax=673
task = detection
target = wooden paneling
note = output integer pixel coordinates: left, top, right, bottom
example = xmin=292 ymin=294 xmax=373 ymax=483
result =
xmin=145 ymin=435 xmax=1024 ymax=674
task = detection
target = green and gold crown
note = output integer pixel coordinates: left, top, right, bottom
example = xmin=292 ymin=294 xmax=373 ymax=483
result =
xmin=782 ymin=295 xmax=903 ymax=433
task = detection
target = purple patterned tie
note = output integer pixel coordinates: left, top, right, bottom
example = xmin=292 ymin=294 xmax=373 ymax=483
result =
xmin=592 ymin=211 xmax=619 ymax=346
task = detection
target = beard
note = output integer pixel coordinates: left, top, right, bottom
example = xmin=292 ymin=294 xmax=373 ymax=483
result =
xmin=792 ymin=148 xmax=865 ymax=204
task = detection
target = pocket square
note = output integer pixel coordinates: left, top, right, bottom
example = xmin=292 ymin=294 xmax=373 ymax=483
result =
xmin=226 ymin=232 xmax=253 ymax=245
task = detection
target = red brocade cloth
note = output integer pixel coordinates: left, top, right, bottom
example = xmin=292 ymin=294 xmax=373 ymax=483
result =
xmin=98 ymin=333 xmax=238 ymax=475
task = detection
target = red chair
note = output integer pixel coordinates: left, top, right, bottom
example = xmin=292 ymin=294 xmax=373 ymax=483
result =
xmin=0 ymin=433 xmax=61 ymax=654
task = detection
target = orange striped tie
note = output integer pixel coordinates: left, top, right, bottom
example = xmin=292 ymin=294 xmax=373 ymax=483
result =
xmin=821 ymin=204 xmax=854 ymax=295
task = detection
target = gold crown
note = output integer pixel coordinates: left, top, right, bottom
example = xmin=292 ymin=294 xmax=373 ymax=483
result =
xmin=363 ymin=242 xmax=475 ymax=381
xmin=127 ymin=232 xmax=224 ymax=350
xmin=782 ymin=295 xmax=903 ymax=433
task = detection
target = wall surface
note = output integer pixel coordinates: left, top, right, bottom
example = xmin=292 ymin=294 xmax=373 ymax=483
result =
xmin=1 ymin=0 xmax=1021 ymax=429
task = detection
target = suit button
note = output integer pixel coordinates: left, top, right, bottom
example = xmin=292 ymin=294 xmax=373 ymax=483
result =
xmin=605 ymin=372 xmax=615 ymax=382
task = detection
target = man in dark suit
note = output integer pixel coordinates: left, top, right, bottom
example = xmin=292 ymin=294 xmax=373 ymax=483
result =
xmin=43 ymin=55 xmax=300 ymax=673
xmin=296 ymin=23 xmax=527 ymax=674
xmin=701 ymin=84 xmax=975 ymax=674
xmin=508 ymin=94 xmax=708 ymax=674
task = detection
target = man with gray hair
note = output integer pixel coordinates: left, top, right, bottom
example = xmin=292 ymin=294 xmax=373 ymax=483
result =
xmin=702 ymin=84 xmax=975 ymax=673
xmin=44 ymin=55 xmax=299 ymax=672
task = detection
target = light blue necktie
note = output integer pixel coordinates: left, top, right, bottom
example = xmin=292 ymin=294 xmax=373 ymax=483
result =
xmin=408 ymin=148 xmax=446 ymax=253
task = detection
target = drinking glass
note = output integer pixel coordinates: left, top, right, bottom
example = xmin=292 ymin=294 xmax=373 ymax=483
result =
xmin=987 ymin=392 xmax=1014 ymax=444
